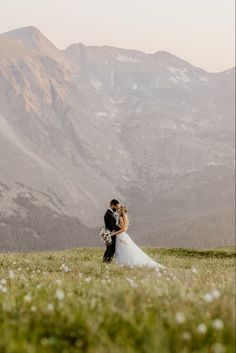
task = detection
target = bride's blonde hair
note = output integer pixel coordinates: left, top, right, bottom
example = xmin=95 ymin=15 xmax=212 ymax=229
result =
xmin=120 ymin=205 xmax=129 ymax=229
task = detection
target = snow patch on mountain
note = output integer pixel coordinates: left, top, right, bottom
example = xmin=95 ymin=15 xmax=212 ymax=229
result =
xmin=95 ymin=112 xmax=108 ymax=118
xmin=168 ymin=67 xmax=191 ymax=83
xmin=90 ymin=80 xmax=102 ymax=90
xmin=116 ymin=54 xmax=141 ymax=63
xmin=199 ymin=76 xmax=209 ymax=82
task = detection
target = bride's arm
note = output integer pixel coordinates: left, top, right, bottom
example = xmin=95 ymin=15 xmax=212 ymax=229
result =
xmin=113 ymin=217 xmax=126 ymax=236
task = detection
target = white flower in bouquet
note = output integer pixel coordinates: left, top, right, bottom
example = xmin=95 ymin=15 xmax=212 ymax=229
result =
xmin=99 ymin=228 xmax=112 ymax=245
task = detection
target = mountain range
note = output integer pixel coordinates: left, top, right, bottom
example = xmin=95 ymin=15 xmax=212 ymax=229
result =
xmin=0 ymin=26 xmax=235 ymax=251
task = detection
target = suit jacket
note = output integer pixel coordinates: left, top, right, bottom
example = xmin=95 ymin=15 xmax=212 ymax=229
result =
xmin=104 ymin=209 xmax=121 ymax=232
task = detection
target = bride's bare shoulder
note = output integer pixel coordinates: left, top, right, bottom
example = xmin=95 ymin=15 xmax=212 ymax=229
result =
xmin=119 ymin=216 xmax=127 ymax=231
xmin=119 ymin=216 xmax=124 ymax=224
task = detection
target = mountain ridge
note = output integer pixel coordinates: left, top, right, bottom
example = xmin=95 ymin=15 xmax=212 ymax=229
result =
xmin=2 ymin=26 xmax=234 ymax=74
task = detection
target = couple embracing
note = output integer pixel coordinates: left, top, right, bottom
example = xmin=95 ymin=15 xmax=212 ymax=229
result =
xmin=103 ymin=199 xmax=165 ymax=270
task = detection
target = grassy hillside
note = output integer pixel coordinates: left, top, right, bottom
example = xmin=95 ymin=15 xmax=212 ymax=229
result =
xmin=0 ymin=247 xmax=235 ymax=353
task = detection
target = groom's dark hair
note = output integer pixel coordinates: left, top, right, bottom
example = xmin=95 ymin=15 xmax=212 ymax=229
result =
xmin=110 ymin=199 xmax=119 ymax=206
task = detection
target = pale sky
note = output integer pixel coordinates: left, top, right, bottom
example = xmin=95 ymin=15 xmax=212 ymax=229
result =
xmin=0 ymin=0 xmax=235 ymax=72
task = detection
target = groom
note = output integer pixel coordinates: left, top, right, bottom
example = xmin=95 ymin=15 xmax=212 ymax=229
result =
xmin=103 ymin=199 xmax=121 ymax=263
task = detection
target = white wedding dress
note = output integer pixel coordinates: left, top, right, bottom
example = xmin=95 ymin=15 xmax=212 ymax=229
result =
xmin=115 ymin=231 xmax=165 ymax=270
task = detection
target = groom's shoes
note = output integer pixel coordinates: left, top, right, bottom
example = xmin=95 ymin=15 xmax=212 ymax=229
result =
xmin=103 ymin=257 xmax=111 ymax=263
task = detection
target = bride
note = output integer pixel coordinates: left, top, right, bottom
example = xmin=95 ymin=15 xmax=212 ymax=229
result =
xmin=113 ymin=205 xmax=165 ymax=269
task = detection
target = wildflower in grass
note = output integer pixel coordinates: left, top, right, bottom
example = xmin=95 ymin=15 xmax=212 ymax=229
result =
xmin=8 ymin=270 xmax=15 ymax=279
xmin=197 ymin=323 xmax=207 ymax=334
xmin=55 ymin=289 xmax=65 ymax=301
xmin=191 ymin=267 xmax=197 ymax=274
xmin=36 ymin=283 xmax=43 ymax=289
xmin=55 ymin=279 xmax=62 ymax=286
xmin=211 ymin=289 xmax=221 ymax=299
xmin=1 ymin=279 xmax=7 ymax=285
xmin=0 ymin=283 xmax=7 ymax=293
xmin=182 ymin=331 xmax=192 ymax=341
xmin=212 ymin=319 xmax=224 ymax=330
xmin=175 ymin=312 xmax=186 ymax=324
xmin=211 ymin=342 xmax=226 ymax=353
xmin=84 ymin=277 xmax=91 ymax=283
xmin=126 ymin=278 xmax=138 ymax=288
xmin=47 ymin=303 xmax=54 ymax=312
xmin=203 ymin=289 xmax=221 ymax=303
xmin=202 ymin=292 xmax=214 ymax=303
xmin=24 ymin=294 xmax=32 ymax=303
xmin=30 ymin=305 xmax=37 ymax=312
xmin=41 ymin=338 xmax=49 ymax=346
xmin=60 ymin=264 xmax=71 ymax=273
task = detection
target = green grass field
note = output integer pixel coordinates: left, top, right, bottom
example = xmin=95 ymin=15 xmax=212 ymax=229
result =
xmin=0 ymin=247 xmax=235 ymax=353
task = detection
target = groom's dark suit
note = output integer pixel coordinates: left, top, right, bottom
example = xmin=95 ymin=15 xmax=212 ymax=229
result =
xmin=103 ymin=209 xmax=121 ymax=263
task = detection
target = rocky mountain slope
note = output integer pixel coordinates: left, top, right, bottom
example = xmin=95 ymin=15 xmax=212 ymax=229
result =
xmin=0 ymin=27 xmax=235 ymax=250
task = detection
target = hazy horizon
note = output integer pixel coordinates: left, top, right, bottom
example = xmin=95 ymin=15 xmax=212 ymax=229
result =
xmin=0 ymin=0 xmax=235 ymax=73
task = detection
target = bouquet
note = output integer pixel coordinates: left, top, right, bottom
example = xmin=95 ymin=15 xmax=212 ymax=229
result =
xmin=99 ymin=228 xmax=112 ymax=245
